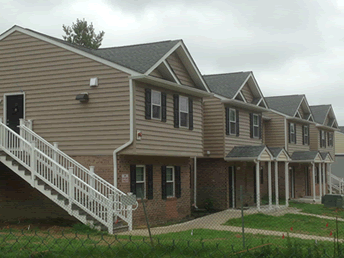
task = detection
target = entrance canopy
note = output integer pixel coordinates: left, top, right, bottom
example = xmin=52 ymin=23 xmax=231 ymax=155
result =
xmin=290 ymin=151 xmax=322 ymax=163
xmin=320 ymin=152 xmax=334 ymax=163
xmin=268 ymin=147 xmax=291 ymax=161
xmin=225 ymin=145 xmax=273 ymax=162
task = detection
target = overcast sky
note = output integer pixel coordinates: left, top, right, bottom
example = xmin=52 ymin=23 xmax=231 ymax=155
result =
xmin=2 ymin=0 xmax=344 ymax=124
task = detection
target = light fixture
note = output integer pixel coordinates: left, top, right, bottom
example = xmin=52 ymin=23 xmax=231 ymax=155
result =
xmin=76 ymin=92 xmax=89 ymax=103
xmin=90 ymin=77 xmax=98 ymax=87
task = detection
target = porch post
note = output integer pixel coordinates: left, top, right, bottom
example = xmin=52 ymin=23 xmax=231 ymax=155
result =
xmin=312 ymin=162 xmax=316 ymax=202
xmin=322 ymin=163 xmax=326 ymax=195
xmin=319 ymin=163 xmax=322 ymax=198
xmin=256 ymin=161 xmax=260 ymax=210
xmin=275 ymin=161 xmax=279 ymax=207
xmin=268 ymin=161 xmax=272 ymax=210
xmin=285 ymin=162 xmax=289 ymax=207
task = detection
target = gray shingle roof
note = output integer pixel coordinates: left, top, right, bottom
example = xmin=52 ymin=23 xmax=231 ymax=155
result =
xmin=203 ymin=72 xmax=251 ymax=99
xmin=268 ymin=147 xmax=284 ymax=158
xmin=310 ymin=105 xmax=331 ymax=125
xmin=226 ymin=145 xmax=266 ymax=158
xmin=291 ymin=151 xmax=320 ymax=161
xmin=265 ymin=95 xmax=304 ymax=117
xmin=26 ymin=28 xmax=180 ymax=74
xmin=320 ymin=152 xmax=330 ymax=160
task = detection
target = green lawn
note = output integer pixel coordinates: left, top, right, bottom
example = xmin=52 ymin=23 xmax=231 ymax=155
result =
xmin=289 ymin=202 xmax=344 ymax=218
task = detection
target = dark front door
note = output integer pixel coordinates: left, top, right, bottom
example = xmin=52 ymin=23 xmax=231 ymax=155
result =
xmin=290 ymin=167 xmax=296 ymax=198
xmin=6 ymin=94 xmax=24 ymax=134
xmin=229 ymin=166 xmax=236 ymax=208
xmin=305 ymin=166 xmax=311 ymax=196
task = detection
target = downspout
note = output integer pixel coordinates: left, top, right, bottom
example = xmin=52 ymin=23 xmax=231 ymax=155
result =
xmin=113 ymin=79 xmax=134 ymax=188
xmin=194 ymin=156 xmax=198 ymax=208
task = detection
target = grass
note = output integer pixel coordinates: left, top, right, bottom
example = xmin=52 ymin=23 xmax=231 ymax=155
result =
xmin=289 ymin=201 xmax=344 ymax=218
xmin=0 ymin=228 xmax=341 ymax=257
xmin=224 ymin=213 xmax=340 ymax=237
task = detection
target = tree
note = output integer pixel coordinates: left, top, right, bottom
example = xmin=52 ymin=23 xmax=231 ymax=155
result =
xmin=62 ymin=19 xmax=105 ymax=49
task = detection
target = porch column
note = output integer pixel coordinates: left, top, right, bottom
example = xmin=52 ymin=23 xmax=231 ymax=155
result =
xmin=322 ymin=163 xmax=326 ymax=195
xmin=319 ymin=163 xmax=322 ymax=198
xmin=256 ymin=161 xmax=260 ymax=210
xmin=329 ymin=163 xmax=332 ymax=194
xmin=285 ymin=162 xmax=289 ymax=207
xmin=275 ymin=161 xmax=279 ymax=207
xmin=268 ymin=161 xmax=272 ymax=210
xmin=312 ymin=162 xmax=316 ymax=202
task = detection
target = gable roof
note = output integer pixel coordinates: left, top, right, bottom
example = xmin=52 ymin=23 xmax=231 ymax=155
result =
xmin=225 ymin=145 xmax=273 ymax=161
xmin=310 ymin=105 xmax=331 ymax=124
xmin=203 ymin=72 xmax=251 ymax=99
xmin=268 ymin=147 xmax=291 ymax=160
xmin=0 ymin=26 xmax=209 ymax=92
xmin=291 ymin=151 xmax=322 ymax=162
xmin=265 ymin=95 xmax=304 ymax=117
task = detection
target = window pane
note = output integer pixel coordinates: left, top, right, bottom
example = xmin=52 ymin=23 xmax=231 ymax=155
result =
xmin=179 ymin=97 xmax=188 ymax=112
xmin=136 ymin=183 xmax=144 ymax=198
xmin=253 ymin=115 xmax=258 ymax=126
xmin=230 ymin=110 xmax=236 ymax=121
xmin=290 ymin=124 xmax=294 ymax=133
xmin=152 ymin=91 xmax=161 ymax=105
xmin=230 ymin=122 xmax=236 ymax=134
xmin=136 ymin=167 xmax=144 ymax=182
xmin=254 ymin=127 xmax=259 ymax=137
xmin=152 ymin=105 xmax=161 ymax=119
xmin=166 ymin=183 xmax=173 ymax=197
xmin=180 ymin=112 xmax=188 ymax=127
xmin=166 ymin=167 xmax=173 ymax=181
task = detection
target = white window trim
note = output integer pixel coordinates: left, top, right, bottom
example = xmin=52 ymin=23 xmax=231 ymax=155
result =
xmin=290 ymin=123 xmax=296 ymax=143
xmin=304 ymin=125 xmax=308 ymax=145
xmin=136 ymin=165 xmax=146 ymax=199
xmin=179 ymin=96 xmax=189 ymax=128
xmin=253 ymin=114 xmax=259 ymax=138
xmin=229 ymin=108 xmax=236 ymax=135
xmin=329 ymin=132 xmax=333 ymax=147
xmin=151 ymin=90 xmax=161 ymax=120
xmin=166 ymin=166 xmax=175 ymax=198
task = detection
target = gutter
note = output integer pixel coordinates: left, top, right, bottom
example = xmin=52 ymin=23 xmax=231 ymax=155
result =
xmin=220 ymin=99 xmax=267 ymax=112
xmin=113 ymin=79 xmax=134 ymax=188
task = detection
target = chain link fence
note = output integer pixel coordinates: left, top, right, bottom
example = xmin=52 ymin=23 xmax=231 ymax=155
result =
xmin=1 ymin=185 xmax=344 ymax=257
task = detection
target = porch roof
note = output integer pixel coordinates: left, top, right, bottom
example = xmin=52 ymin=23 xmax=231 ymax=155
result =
xmin=290 ymin=151 xmax=322 ymax=163
xmin=268 ymin=147 xmax=291 ymax=161
xmin=320 ymin=152 xmax=334 ymax=163
xmin=225 ymin=145 xmax=273 ymax=161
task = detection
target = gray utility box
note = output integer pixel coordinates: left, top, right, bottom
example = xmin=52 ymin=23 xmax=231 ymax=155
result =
xmin=322 ymin=194 xmax=344 ymax=208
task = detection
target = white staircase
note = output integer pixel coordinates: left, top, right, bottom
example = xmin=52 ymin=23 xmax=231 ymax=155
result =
xmin=0 ymin=119 xmax=137 ymax=234
xmin=329 ymin=173 xmax=344 ymax=194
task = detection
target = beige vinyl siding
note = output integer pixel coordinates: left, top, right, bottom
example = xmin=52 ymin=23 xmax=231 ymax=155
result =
xmin=309 ymin=124 xmax=318 ymax=151
xmin=149 ymin=68 xmax=163 ymax=78
xmin=335 ymin=132 xmax=344 ymax=154
xmin=166 ymin=52 xmax=196 ymax=88
xmin=263 ymin=111 xmax=285 ymax=148
xmin=0 ymin=31 xmax=131 ymax=156
xmin=122 ymin=81 xmax=203 ymax=156
xmin=298 ymin=107 xmax=304 ymax=119
xmin=203 ymin=97 xmax=225 ymax=157
xmin=287 ymin=122 xmax=310 ymax=155
xmin=241 ymin=83 xmax=254 ymax=103
xmin=225 ymin=108 xmax=262 ymax=154
xmin=260 ymin=149 xmax=272 ymax=161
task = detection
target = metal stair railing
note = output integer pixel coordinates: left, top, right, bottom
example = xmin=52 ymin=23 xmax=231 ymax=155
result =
xmin=0 ymin=120 xmax=136 ymax=233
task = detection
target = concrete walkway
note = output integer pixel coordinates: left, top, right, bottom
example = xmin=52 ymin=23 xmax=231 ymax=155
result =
xmin=119 ymin=206 xmax=343 ymax=242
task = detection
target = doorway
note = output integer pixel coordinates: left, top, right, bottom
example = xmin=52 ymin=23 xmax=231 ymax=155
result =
xmin=5 ymin=93 xmax=24 ymax=134
xmin=290 ymin=167 xmax=295 ymax=198
xmin=229 ymin=166 xmax=236 ymax=208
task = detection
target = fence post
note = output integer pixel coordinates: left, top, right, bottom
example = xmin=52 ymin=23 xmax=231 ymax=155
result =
xmin=69 ymin=167 xmax=74 ymax=215
xmin=0 ymin=117 xmax=3 ymax=147
xmin=19 ymin=119 xmax=24 ymax=139
xmin=240 ymin=185 xmax=245 ymax=249
xmin=89 ymin=166 xmax=95 ymax=212
xmin=108 ymin=194 xmax=114 ymax=234
xmin=30 ymin=141 xmax=36 ymax=187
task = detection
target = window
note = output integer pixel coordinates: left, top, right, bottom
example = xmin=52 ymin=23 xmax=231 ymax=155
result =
xmin=151 ymin=90 xmax=161 ymax=119
xmin=135 ymin=165 xmax=145 ymax=199
xmin=290 ymin=123 xmax=296 ymax=143
xmin=253 ymin=114 xmax=259 ymax=138
xmin=328 ymin=132 xmax=333 ymax=147
xmin=166 ymin=166 xmax=175 ymax=197
xmin=229 ymin=109 xmax=236 ymax=135
xmin=303 ymin=125 xmax=309 ymax=145
xmin=321 ymin=130 xmax=326 ymax=148
xmin=179 ymin=96 xmax=189 ymax=127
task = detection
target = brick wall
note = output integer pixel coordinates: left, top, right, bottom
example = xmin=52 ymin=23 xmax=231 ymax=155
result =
xmin=0 ymin=163 xmax=76 ymax=221
xmin=117 ymin=155 xmax=192 ymax=227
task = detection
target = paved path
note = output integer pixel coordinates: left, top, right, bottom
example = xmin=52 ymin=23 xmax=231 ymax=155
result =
xmin=119 ymin=206 xmax=343 ymax=242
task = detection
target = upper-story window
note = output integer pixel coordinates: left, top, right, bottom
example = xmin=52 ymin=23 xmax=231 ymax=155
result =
xmin=179 ymin=96 xmax=189 ymax=127
xmin=253 ymin=114 xmax=259 ymax=138
xmin=303 ymin=125 xmax=309 ymax=145
xmin=151 ymin=90 xmax=161 ymax=119
xmin=229 ymin=109 xmax=236 ymax=135
xmin=328 ymin=132 xmax=334 ymax=147
xmin=289 ymin=123 xmax=296 ymax=144
xmin=320 ymin=130 xmax=326 ymax=148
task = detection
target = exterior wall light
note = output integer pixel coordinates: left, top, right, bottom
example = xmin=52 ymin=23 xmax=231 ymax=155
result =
xmin=76 ymin=92 xmax=89 ymax=103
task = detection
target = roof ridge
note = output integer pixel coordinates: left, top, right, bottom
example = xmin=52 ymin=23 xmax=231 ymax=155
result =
xmin=310 ymin=104 xmax=331 ymax=107
xmin=265 ymin=94 xmax=304 ymax=98
xmin=97 ymin=39 xmax=180 ymax=50
xmin=203 ymin=71 xmax=251 ymax=77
